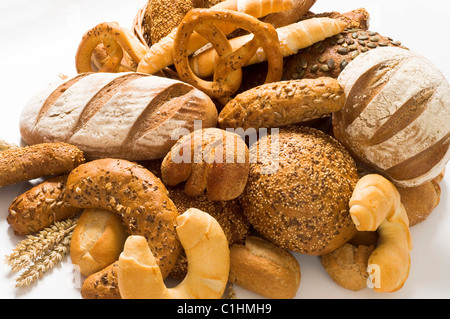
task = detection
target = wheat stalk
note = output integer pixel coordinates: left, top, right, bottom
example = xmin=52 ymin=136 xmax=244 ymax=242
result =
xmin=4 ymin=217 xmax=78 ymax=287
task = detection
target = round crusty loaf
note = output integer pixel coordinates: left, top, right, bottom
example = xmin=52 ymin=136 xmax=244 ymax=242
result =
xmin=19 ymin=72 xmax=217 ymax=161
xmin=229 ymin=236 xmax=301 ymax=299
xmin=333 ymin=47 xmax=450 ymax=187
xmin=70 ymin=208 xmax=128 ymax=277
xmin=240 ymin=126 xmax=359 ymax=255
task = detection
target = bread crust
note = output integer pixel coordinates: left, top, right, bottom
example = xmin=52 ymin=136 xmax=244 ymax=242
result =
xmin=64 ymin=159 xmax=181 ymax=298
xmin=240 ymin=126 xmax=358 ymax=255
xmin=218 ymin=78 xmax=345 ymax=130
xmin=229 ymin=236 xmax=301 ymax=298
xmin=161 ymin=128 xmax=250 ymax=201
xmin=19 ymin=73 xmax=218 ymax=161
xmin=7 ymin=175 xmax=81 ymax=236
xmin=0 ymin=142 xmax=85 ymax=187
xmin=333 ymin=47 xmax=450 ymax=187
xmin=70 ymin=208 xmax=128 ymax=277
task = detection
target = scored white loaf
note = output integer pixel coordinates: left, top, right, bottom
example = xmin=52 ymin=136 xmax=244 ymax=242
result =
xmin=333 ymin=47 xmax=450 ymax=187
xmin=19 ymin=72 xmax=218 ymax=161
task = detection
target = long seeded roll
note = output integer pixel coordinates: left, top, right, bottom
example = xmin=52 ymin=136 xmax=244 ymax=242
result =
xmin=7 ymin=175 xmax=81 ymax=236
xmin=218 ymin=78 xmax=345 ymax=130
xmin=240 ymin=126 xmax=359 ymax=255
xmin=0 ymin=142 xmax=85 ymax=187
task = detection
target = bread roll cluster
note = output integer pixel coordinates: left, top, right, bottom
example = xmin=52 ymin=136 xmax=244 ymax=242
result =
xmin=2 ymin=0 xmax=449 ymax=299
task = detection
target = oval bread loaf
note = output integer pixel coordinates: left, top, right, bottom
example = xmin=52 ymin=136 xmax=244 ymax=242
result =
xmin=19 ymin=72 xmax=218 ymax=161
xmin=333 ymin=47 xmax=450 ymax=187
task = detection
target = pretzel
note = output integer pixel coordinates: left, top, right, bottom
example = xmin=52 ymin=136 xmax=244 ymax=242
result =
xmin=172 ymin=9 xmax=283 ymax=99
xmin=75 ymin=22 xmax=148 ymax=73
xmin=349 ymin=174 xmax=412 ymax=293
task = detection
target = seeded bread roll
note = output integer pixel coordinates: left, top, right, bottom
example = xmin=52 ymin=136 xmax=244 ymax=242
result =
xmin=7 ymin=175 xmax=81 ymax=236
xmin=333 ymin=47 xmax=450 ymax=187
xmin=64 ymin=159 xmax=181 ymax=299
xmin=145 ymin=0 xmax=205 ymax=45
xmin=218 ymin=78 xmax=345 ymax=130
xmin=240 ymin=126 xmax=359 ymax=255
xmin=229 ymin=236 xmax=301 ymax=299
xmin=0 ymin=142 xmax=85 ymax=187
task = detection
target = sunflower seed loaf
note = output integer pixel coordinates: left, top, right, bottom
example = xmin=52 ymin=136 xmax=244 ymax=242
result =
xmin=218 ymin=77 xmax=345 ymax=130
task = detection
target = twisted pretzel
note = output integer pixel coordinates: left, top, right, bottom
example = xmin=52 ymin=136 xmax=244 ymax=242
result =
xmin=75 ymin=22 xmax=148 ymax=73
xmin=172 ymin=9 xmax=283 ymax=99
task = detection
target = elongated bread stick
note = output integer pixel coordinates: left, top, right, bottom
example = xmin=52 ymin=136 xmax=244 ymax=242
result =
xmin=189 ymin=17 xmax=347 ymax=78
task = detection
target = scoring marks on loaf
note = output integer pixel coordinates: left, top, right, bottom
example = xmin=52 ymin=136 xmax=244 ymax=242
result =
xmin=71 ymin=73 xmax=147 ymax=136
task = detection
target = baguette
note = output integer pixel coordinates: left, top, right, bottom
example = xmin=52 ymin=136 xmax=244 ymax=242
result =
xmin=189 ymin=17 xmax=347 ymax=78
xmin=7 ymin=175 xmax=81 ymax=236
xmin=19 ymin=72 xmax=217 ymax=161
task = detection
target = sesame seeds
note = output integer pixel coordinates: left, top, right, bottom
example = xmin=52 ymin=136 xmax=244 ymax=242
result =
xmin=240 ymin=126 xmax=359 ymax=255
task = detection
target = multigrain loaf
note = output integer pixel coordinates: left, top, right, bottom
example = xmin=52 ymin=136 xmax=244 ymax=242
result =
xmin=19 ymin=72 xmax=217 ymax=161
xmin=240 ymin=126 xmax=359 ymax=255
xmin=282 ymin=28 xmax=406 ymax=81
xmin=333 ymin=47 xmax=450 ymax=187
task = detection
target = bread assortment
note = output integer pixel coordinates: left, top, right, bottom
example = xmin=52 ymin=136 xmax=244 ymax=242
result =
xmin=1 ymin=0 xmax=449 ymax=300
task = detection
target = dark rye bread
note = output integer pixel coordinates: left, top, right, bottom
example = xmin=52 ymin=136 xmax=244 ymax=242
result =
xmin=19 ymin=72 xmax=217 ymax=161
xmin=333 ymin=47 xmax=450 ymax=187
xmin=240 ymin=126 xmax=359 ymax=256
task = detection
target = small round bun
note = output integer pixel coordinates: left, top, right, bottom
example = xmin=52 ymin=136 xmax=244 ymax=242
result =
xmin=240 ymin=126 xmax=359 ymax=255
xmin=333 ymin=47 xmax=450 ymax=187
xmin=70 ymin=208 xmax=128 ymax=277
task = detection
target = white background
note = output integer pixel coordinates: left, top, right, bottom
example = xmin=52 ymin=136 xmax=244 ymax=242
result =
xmin=0 ymin=0 xmax=449 ymax=299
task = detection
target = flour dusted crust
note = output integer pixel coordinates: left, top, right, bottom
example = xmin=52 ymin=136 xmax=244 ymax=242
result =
xmin=333 ymin=47 xmax=450 ymax=187
xmin=19 ymin=72 xmax=217 ymax=161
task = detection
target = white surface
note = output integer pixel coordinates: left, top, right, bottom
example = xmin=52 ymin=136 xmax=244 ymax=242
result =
xmin=0 ymin=0 xmax=449 ymax=299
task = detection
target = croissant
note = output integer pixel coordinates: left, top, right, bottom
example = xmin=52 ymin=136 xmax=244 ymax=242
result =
xmin=349 ymin=174 xmax=412 ymax=293
xmin=189 ymin=17 xmax=347 ymax=78
xmin=118 ymin=208 xmax=230 ymax=299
